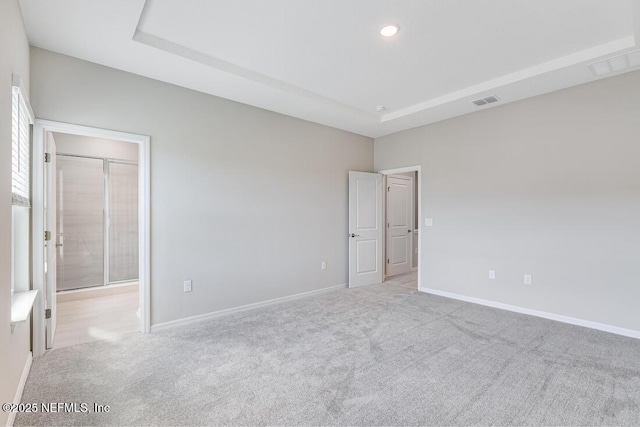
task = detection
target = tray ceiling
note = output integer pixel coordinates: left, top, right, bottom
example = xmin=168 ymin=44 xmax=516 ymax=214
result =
xmin=19 ymin=0 xmax=640 ymax=137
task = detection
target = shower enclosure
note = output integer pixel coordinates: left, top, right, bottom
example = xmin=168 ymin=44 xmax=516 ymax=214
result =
xmin=56 ymin=155 xmax=138 ymax=291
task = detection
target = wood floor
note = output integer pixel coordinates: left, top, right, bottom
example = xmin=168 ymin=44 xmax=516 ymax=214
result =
xmin=53 ymin=287 xmax=140 ymax=349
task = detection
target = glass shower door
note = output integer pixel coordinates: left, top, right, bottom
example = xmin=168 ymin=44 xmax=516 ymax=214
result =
xmin=56 ymin=156 xmax=105 ymax=290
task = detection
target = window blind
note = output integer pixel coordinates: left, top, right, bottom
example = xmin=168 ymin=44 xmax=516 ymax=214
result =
xmin=11 ymin=85 xmax=31 ymax=207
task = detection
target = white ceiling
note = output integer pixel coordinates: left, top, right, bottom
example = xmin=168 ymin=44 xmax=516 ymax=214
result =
xmin=19 ymin=0 xmax=640 ymax=138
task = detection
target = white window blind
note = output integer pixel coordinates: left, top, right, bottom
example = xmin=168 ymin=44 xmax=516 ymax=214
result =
xmin=11 ymin=84 xmax=32 ymax=207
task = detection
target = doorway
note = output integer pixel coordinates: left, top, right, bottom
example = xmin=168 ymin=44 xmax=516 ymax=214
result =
xmin=53 ymin=133 xmax=139 ymax=348
xmin=347 ymin=166 xmax=421 ymax=290
xmin=55 ymin=140 xmax=139 ymax=290
xmin=382 ymin=169 xmax=419 ymax=290
xmin=32 ymin=121 xmax=150 ymax=356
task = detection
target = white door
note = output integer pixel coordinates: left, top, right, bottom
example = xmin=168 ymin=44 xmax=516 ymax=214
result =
xmin=44 ymin=132 xmax=57 ymax=349
xmin=348 ymin=171 xmax=383 ymax=288
xmin=386 ymin=175 xmax=413 ymax=277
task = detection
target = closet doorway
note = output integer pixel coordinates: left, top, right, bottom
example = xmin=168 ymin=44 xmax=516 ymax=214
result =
xmin=380 ymin=167 xmax=420 ymax=291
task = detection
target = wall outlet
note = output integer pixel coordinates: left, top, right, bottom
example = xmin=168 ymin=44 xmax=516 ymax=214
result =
xmin=321 ymin=261 xmax=327 ymax=271
xmin=524 ymin=274 xmax=532 ymax=285
xmin=425 ymin=218 xmax=433 ymax=227
xmin=488 ymin=270 xmax=496 ymax=280
xmin=183 ymin=280 xmax=192 ymax=292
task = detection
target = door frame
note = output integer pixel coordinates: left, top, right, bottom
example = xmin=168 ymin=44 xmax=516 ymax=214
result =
xmin=32 ymin=120 xmax=151 ymax=356
xmin=384 ymin=173 xmax=414 ymax=278
xmin=378 ymin=166 xmax=421 ymax=289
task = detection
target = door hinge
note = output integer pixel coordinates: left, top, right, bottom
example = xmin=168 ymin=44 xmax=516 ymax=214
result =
xmin=45 ymin=309 xmax=51 ymax=319
xmin=44 ymin=152 xmax=51 ymax=163
xmin=387 ymin=187 xmax=390 ymax=192
xmin=44 ymin=230 xmax=51 ymax=241
xmin=387 ymin=222 xmax=390 ymax=228
xmin=387 ymin=259 xmax=390 ymax=264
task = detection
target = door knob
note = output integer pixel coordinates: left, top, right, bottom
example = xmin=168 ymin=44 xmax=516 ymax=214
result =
xmin=350 ymin=233 xmax=360 ymax=238
xmin=56 ymin=243 xmax=63 ymax=248
xmin=408 ymin=229 xmax=412 ymax=233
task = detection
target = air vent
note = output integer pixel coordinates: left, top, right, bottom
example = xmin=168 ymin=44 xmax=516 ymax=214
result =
xmin=590 ymin=50 xmax=640 ymax=77
xmin=472 ymin=95 xmax=500 ymax=107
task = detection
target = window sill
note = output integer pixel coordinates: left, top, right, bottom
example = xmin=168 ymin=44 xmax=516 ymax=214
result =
xmin=11 ymin=290 xmax=38 ymax=332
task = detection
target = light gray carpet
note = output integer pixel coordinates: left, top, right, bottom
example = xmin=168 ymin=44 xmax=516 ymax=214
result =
xmin=16 ymin=281 xmax=640 ymax=426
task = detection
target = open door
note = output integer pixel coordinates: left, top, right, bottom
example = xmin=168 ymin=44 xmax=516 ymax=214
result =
xmin=348 ymin=171 xmax=383 ymax=288
xmin=386 ymin=175 xmax=413 ymax=277
xmin=44 ymin=132 xmax=57 ymax=348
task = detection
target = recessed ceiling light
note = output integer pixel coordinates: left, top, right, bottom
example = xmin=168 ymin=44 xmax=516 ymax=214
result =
xmin=380 ymin=25 xmax=399 ymax=37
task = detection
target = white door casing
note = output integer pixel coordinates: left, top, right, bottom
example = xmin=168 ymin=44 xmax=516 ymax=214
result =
xmin=32 ymin=120 xmax=151 ymax=357
xmin=45 ymin=132 xmax=57 ymax=348
xmin=348 ymin=171 xmax=383 ymax=288
xmin=386 ymin=175 xmax=413 ymax=277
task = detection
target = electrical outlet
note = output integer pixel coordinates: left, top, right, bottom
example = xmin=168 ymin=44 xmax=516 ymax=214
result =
xmin=488 ymin=270 xmax=496 ymax=280
xmin=425 ymin=218 xmax=433 ymax=227
xmin=524 ymin=274 xmax=532 ymax=285
xmin=183 ymin=280 xmax=192 ymax=292
xmin=321 ymin=261 xmax=327 ymax=271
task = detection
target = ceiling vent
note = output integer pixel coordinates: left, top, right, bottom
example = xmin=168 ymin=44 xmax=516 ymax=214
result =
xmin=472 ymin=95 xmax=500 ymax=107
xmin=590 ymin=50 xmax=640 ymax=77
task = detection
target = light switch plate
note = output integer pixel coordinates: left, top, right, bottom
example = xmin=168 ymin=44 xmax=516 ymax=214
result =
xmin=489 ymin=270 xmax=496 ymax=280
xmin=524 ymin=274 xmax=532 ymax=285
xmin=425 ymin=218 xmax=433 ymax=227
xmin=183 ymin=280 xmax=192 ymax=292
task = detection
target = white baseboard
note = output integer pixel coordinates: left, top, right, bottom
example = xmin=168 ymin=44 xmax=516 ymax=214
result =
xmin=151 ymin=283 xmax=347 ymax=332
xmin=419 ymin=287 xmax=640 ymax=340
xmin=7 ymin=352 xmax=32 ymax=427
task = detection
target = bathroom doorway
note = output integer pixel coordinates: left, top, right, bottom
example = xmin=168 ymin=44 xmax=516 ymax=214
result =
xmin=32 ymin=120 xmax=150 ymax=355
xmin=52 ymin=132 xmax=140 ymax=348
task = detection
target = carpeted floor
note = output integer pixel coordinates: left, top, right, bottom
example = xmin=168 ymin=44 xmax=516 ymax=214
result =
xmin=16 ymin=279 xmax=640 ymax=426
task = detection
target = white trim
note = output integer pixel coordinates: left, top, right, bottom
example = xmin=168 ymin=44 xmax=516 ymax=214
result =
xmin=34 ymin=120 xmax=148 ymax=144
xmin=378 ymin=166 xmax=421 ymax=175
xmin=32 ymin=120 xmax=151 ymax=357
xmin=152 ymin=284 xmax=347 ymax=332
xmin=419 ymin=287 xmax=640 ymax=340
xmin=31 ymin=123 xmax=45 ymax=355
xmin=11 ymin=75 xmax=33 ymax=123
xmin=7 ymin=352 xmax=32 ymax=427
xmin=378 ymin=166 xmax=422 ymax=291
xmin=381 ymin=37 xmax=636 ymax=123
xmin=10 ymin=290 xmax=38 ymax=324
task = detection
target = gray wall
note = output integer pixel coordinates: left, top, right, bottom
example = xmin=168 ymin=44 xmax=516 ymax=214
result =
xmin=0 ymin=1 xmax=31 ymax=425
xmin=54 ymin=132 xmax=139 ymax=162
xmin=31 ymin=48 xmax=373 ymax=325
xmin=375 ymin=70 xmax=640 ymax=332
